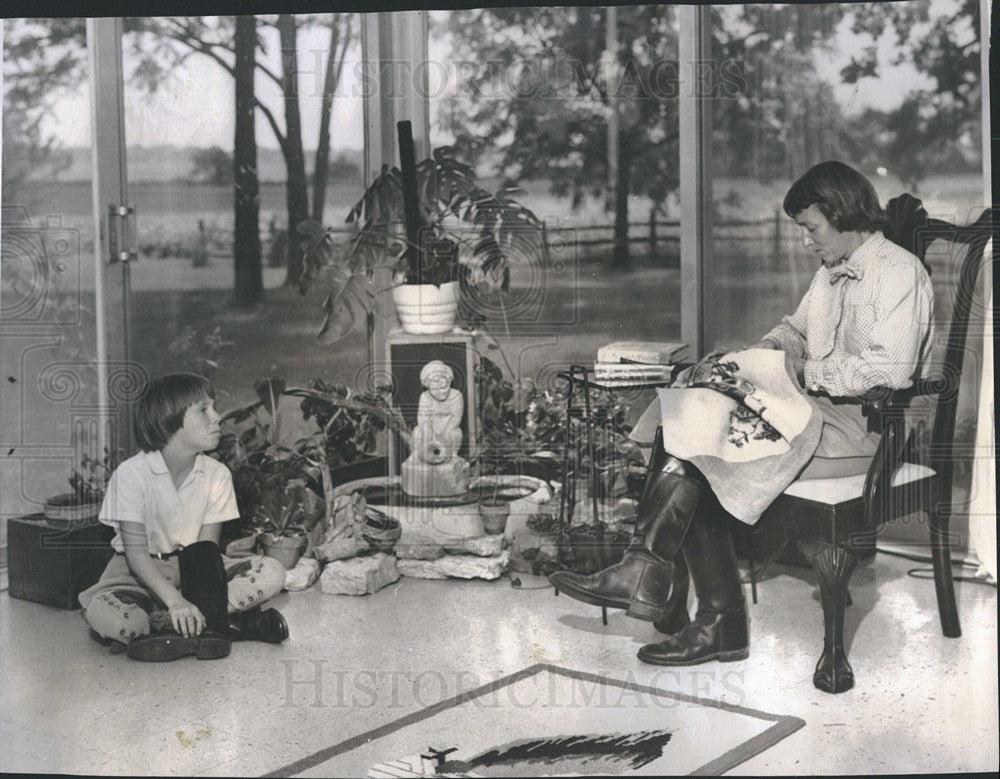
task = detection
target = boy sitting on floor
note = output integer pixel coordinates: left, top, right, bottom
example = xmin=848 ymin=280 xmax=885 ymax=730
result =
xmin=79 ymin=373 xmax=288 ymax=661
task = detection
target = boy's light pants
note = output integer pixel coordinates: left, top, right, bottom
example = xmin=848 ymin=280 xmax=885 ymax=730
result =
xmin=80 ymin=552 xmax=285 ymax=643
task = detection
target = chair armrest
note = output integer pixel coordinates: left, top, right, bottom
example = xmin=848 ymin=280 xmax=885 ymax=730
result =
xmin=860 ymin=380 xmax=938 ymax=406
xmin=859 ymin=381 xmax=938 ymax=433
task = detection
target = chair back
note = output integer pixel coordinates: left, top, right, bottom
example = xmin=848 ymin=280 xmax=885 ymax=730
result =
xmin=881 ymin=195 xmax=993 ymax=510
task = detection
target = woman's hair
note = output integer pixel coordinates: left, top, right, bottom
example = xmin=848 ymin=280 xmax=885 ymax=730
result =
xmin=134 ymin=373 xmax=215 ymax=452
xmin=783 ymin=161 xmax=885 ymax=233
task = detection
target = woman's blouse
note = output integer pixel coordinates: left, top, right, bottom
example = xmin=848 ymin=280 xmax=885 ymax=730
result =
xmin=763 ymin=232 xmax=935 ymax=398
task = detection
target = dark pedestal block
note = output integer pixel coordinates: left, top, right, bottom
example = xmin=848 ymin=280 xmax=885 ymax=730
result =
xmin=7 ymin=514 xmax=114 ymax=610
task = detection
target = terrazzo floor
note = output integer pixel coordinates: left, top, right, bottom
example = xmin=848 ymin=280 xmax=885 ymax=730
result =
xmin=1 ymin=549 xmax=996 ymax=776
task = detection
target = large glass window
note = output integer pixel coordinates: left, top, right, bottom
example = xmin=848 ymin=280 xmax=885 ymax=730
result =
xmin=2 ymin=18 xmax=99 ymax=524
xmin=429 ymin=5 xmax=682 ymax=389
xmin=705 ymin=1 xmax=987 ymax=541
xmin=706 ymin=1 xmax=984 ymax=351
xmin=119 ymin=14 xmax=363 ymax=407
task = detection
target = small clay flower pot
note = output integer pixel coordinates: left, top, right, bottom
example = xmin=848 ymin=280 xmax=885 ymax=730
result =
xmin=360 ymin=509 xmax=402 ymax=554
xmin=478 ymin=500 xmax=511 ymax=535
xmin=262 ymin=532 xmax=308 ymax=570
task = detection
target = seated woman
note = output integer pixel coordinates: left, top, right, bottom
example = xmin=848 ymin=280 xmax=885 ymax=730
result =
xmin=550 ymin=160 xmax=934 ymax=669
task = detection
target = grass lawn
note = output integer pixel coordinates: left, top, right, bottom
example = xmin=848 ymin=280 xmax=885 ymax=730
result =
xmin=130 ymin=264 xmax=685 ymax=408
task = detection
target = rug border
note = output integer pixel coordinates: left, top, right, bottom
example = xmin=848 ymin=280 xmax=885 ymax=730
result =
xmin=263 ymin=662 xmax=805 ymax=778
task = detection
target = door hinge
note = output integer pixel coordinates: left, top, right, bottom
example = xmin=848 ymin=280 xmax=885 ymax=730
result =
xmin=108 ymin=204 xmax=137 ymax=264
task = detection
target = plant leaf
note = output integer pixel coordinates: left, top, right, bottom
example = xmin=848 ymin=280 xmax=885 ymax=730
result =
xmin=317 ymin=274 xmax=376 ymax=345
xmin=254 ymin=378 xmax=287 ymax=413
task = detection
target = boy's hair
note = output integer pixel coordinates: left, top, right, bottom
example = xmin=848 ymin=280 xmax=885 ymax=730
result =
xmin=783 ymin=160 xmax=885 ymax=233
xmin=135 ymin=373 xmax=215 ymax=452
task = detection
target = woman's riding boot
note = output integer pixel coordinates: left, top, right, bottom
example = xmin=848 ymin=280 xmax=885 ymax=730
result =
xmin=231 ymin=606 xmax=289 ymax=644
xmin=652 ymin=551 xmax=690 ymax=635
xmin=548 ymin=457 xmax=703 ymax=624
xmin=126 ymin=541 xmax=232 ymax=662
xmin=637 ymin=494 xmax=748 ymax=665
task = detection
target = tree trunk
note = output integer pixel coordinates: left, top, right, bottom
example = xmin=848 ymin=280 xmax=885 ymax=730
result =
xmin=609 ymin=132 xmax=631 ymax=272
xmin=311 ymin=15 xmax=352 ymax=223
xmin=233 ymin=15 xmax=263 ymax=306
xmin=278 ymin=14 xmax=310 ymax=287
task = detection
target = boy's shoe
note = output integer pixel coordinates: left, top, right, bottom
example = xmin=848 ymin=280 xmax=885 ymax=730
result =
xmin=231 ymin=607 xmax=289 ymax=644
xmin=89 ymin=628 xmax=128 ymax=655
xmin=126 ymin=629 xmax=231 ymax=662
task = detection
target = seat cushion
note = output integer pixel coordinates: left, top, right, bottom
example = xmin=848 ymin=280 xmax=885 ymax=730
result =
xmin=782 ymin=462 xmax=936 ymax=504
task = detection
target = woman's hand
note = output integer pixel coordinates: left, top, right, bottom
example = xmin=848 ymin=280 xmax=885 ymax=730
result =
xmin=790 ymin=356 xmax=807 ymax=385
xmin=748 ymin=338 xmax=781 ymax=350
xmin=165 ymin=597 xmax=206 ymax=638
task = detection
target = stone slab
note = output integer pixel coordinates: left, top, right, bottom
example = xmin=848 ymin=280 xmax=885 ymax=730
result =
xmin=284 ymin=557 xmax=322 ymax=592
xmin=396 ymin=532 xmax=506 ymax=560
xmin=394 ymin=532 xmax=447 ymax=560
xmin=397 ymin=551 xmax=509 ymax=580
xmin=442 ymin=534 xmax=505 ymax=557
xmin=319 ymin=552 xmax=399 ymax=595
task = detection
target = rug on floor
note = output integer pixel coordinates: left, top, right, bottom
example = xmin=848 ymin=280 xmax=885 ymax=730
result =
xmin=266 ymin=663 xmax=804 ymax=777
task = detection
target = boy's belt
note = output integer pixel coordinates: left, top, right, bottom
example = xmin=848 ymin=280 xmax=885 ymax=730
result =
xmin=116 ymin=549 xmax=182 ymax=560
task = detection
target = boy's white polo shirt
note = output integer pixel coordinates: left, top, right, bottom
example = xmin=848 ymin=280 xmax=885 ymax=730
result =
xmin=98 ymin=450 xmax=240 ymax=555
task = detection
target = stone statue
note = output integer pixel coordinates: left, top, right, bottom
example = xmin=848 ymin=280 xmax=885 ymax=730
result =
xmin=401 ymin=361 xmax=471 ymax=497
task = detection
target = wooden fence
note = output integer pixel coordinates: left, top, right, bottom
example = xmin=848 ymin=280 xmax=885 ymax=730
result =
xmin=195 ymin=209 xmax=793 ymax=269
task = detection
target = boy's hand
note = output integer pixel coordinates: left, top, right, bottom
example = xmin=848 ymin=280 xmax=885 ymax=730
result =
xmin=166 ymin=598 xmax=206 ymax=638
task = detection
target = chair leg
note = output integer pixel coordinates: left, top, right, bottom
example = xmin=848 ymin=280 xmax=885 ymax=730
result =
xmin=929 ymin=505 xmax=961 ymax=638
xmin=799 ymin=539 xmax=859 ymax=694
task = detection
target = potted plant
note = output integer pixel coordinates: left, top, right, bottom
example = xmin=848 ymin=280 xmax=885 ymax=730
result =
xmin=295 ymin=144 xmax=544 ymax=342
xmin=357 ymin=506 xmax=402 ymax=554
xmin=43 ymin=448 xmax=118 ymax=524
xmin=216 ymin=377 xmax=411 ymax=560
xmin=254 ymin=476 xmax=314 ymax=570
xmin=477 ymin=492 xmax=511 ymax=536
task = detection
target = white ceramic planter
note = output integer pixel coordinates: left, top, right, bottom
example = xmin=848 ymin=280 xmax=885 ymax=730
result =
xmin=391 ymin=281 xmax=459 ymax=334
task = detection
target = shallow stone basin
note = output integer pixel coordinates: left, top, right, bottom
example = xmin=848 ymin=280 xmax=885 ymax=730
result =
xmin=332 ymin=475 xmax=553 ymax=553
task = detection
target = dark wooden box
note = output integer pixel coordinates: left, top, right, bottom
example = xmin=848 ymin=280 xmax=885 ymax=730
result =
xmin=7 ymin=514 xmax=114 ymax=610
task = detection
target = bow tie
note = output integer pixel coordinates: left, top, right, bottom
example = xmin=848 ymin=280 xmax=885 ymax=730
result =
xmin=828 ymin=263 xmax=863 ymax=284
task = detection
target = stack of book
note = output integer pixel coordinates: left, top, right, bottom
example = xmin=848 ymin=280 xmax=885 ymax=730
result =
xmin=593 ymin=341 xmax=689 ymax=386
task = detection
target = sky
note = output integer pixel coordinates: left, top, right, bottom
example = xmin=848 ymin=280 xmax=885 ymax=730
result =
xmin=25 ymin=3 xmax=962 ymax=152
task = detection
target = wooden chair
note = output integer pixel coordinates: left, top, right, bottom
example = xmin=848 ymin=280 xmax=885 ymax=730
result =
xmin=734 ymin=196 xmax=992 ymax=693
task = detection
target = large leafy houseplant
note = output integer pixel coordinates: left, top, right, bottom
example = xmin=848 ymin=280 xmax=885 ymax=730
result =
xmin=216 ymin=377 xmax=411 ymax=549
xmin=295 ymin=146 xmax=544 ymax=343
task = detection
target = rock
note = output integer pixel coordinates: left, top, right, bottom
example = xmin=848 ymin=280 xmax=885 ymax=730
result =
xmin=397 ymin=551 xmax=509 ymax=580
xmin=443 ymin=534 xmax=505 ymax=557
xmin=394 ymin=532 xmax=446 ymax=560
xmin=285 ymin=557 xmax=321 ymax=592
xmin=319 ymin=552 xmax=399 ymax=595
xmin=314 ymin=535 xmax=360 ymax=562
